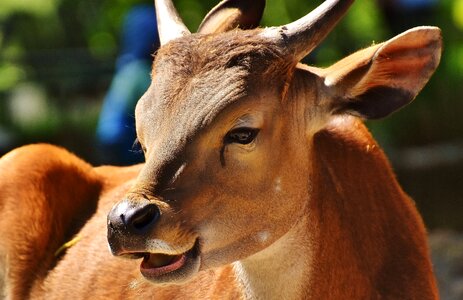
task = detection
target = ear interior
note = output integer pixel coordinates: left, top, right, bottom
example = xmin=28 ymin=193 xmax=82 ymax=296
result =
xmin=322 ymin=26 xmax=442 ymax=119
xmin=197 ymin=0 xmax=265 ymax=34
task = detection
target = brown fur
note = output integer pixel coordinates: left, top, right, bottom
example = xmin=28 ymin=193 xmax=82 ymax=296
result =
xmin=308 ymin=117 xmax=437 ymax=298
xmin=0 ymin=1 xmax=441 ymax=299
xmin=0 ymin=120 xmax=438 ymax=299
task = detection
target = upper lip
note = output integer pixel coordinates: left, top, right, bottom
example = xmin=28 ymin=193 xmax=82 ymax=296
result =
xmin=112 ymin=238 xmax=196 ymax=257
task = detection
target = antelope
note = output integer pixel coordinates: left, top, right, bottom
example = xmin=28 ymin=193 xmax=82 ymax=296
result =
xmin=0 ymin=0 xmax=442 ymax=299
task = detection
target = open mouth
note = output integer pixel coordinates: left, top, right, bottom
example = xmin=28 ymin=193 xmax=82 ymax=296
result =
xmin=141 ymin=252 xmax=187 ymax=277
xmin=137 ymin=240 xmax=200 ymax=282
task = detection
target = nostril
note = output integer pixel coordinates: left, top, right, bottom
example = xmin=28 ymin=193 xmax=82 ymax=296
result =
xmin=129 ymin=203 xmax=160 ymax=232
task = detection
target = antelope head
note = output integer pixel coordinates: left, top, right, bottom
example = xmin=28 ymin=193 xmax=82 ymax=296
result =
xmin=107 ymin=0 xmax=441 ymax=285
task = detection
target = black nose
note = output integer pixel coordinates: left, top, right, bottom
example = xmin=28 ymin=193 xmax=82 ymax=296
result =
xmin=108 ymin=199 xmax=160 ymax=235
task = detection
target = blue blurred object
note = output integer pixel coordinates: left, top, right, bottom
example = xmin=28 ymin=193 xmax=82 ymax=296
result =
xmin=396 ymin=0 xmax=437 ymax=11
xmin=96 ymin=5 xmax=159 ymax=165
xmin=116 ymin=5 xmax=160 ymax=71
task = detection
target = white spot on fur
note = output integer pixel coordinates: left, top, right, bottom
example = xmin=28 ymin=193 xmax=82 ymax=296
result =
xmin=129 ymin=279 xmax=140 ymax=290
xmin=257 ymin=231 xmax=270 ymax=243
xmin=274 ymin=177 xmax=282 ymax=193
xmin=169 ymin=163 xmax=186 ymax=185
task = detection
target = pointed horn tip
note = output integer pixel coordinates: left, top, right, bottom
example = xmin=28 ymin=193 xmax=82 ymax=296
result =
xmin=155 ymin=0 xmax=191 ymax=45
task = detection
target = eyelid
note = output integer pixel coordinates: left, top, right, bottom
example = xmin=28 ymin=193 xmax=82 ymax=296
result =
xmin=229 ymin=126 xmax=258 ymax=133
xmin=232 ymin=114 xmax=256 ymax=128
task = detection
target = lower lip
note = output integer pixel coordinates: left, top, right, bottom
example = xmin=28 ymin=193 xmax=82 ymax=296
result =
xmin=140 ymin=253 xmax=187 ymax=278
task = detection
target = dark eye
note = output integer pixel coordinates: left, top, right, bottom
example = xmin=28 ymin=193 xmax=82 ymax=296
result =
xmin=225 ymin=128 xmax=259 ymax=145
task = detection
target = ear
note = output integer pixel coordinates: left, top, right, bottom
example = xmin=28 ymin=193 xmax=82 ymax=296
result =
xmin=197 ymin=0 xmax=265 ymax=34
xmin=321 ymin=26 xmax=442 ymax=119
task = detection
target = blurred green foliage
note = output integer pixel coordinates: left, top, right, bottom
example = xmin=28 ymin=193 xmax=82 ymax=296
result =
xmin=0 ymin=0 xmax=462 ymax=154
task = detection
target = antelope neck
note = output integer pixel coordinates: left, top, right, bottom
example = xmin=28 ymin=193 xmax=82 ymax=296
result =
xmin=233 ymin=215 xmax=313 ymax=300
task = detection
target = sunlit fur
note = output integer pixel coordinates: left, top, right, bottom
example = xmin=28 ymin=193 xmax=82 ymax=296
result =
xmin=0 ymin=1 xmax=441 ymax=299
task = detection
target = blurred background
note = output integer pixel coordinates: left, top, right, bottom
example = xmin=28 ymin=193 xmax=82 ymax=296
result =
xmin=0 ymin=0 xmax=462 ymax=297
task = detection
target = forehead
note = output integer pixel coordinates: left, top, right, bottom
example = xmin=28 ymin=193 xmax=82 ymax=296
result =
xmin=135 ymin=30 xmax=288 ymax=141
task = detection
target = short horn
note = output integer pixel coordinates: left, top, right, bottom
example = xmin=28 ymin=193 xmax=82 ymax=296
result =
xmin=261 ymin=0 xmax=354 ymax=61
xmin=155 ymin=0 xmax=191 ymax=45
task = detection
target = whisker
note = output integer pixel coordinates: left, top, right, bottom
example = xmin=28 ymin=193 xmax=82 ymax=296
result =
xmin=131 ymin=138 xmax=143 ymax=154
